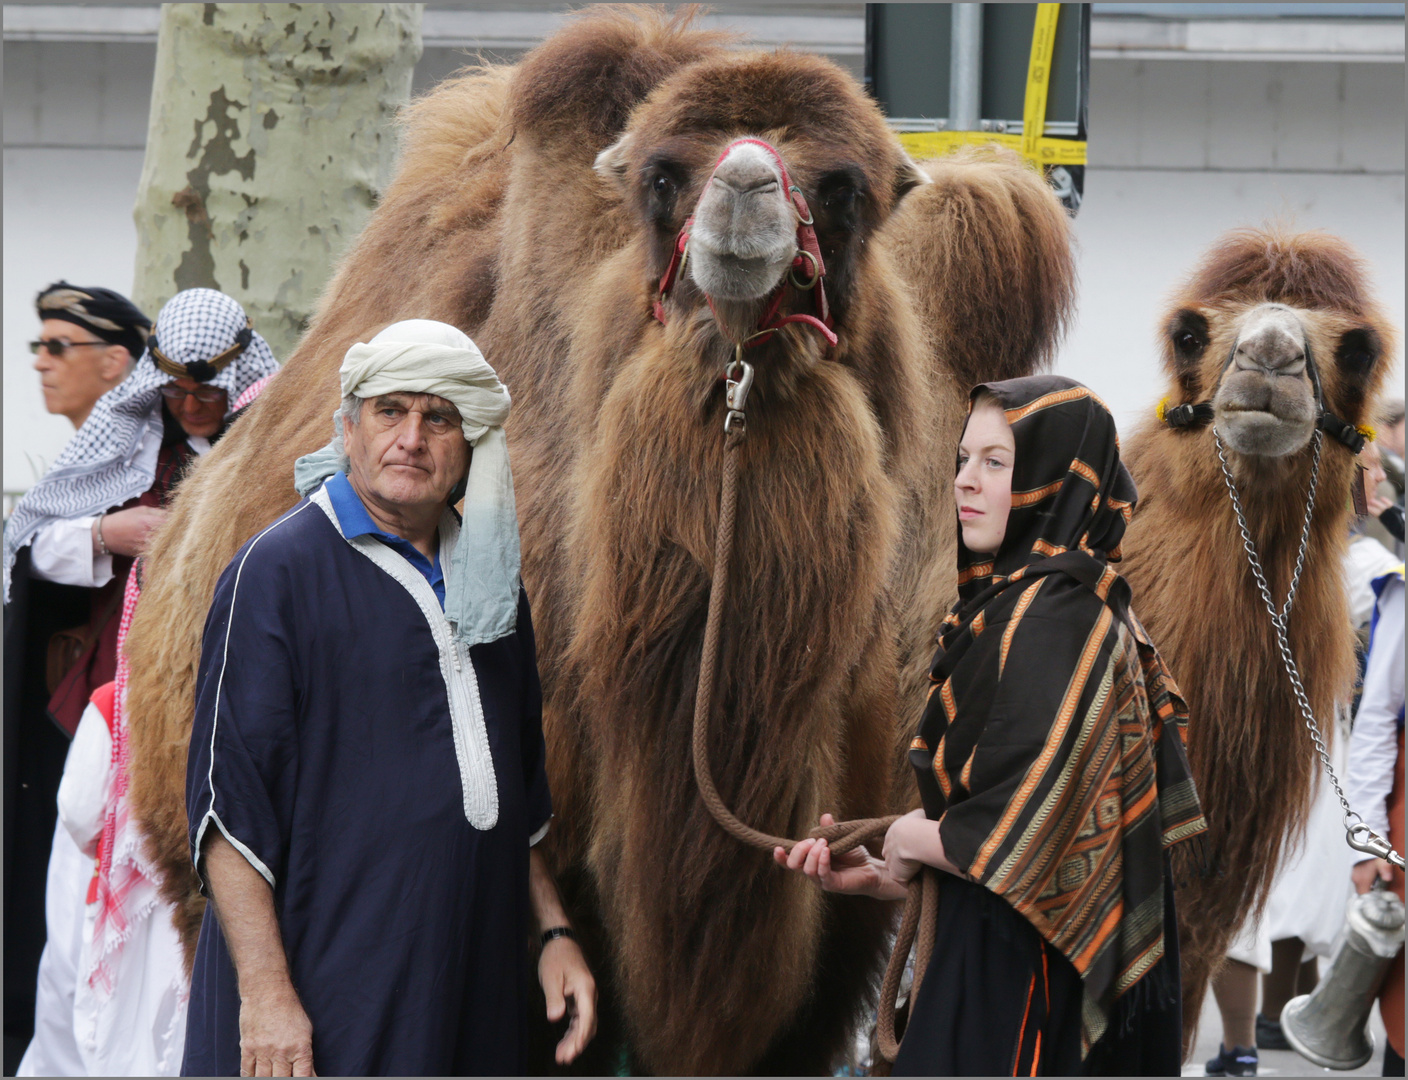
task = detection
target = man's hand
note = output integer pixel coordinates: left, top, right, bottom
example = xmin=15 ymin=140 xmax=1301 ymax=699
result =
xmin=1352 ymin=857 xmax=1395 ymax=895
xmin=99 ymin=505 xmax=167 ymax=557
xmin=239 ymin=981 xmax=316 ymax=1077
xmin=539 ymin=936 xmax=597 ymax=1065
xmin=773 ymin=813 xmax=907 ymax=900
xmin=528 ymin=848 xmax=598 ymax=1065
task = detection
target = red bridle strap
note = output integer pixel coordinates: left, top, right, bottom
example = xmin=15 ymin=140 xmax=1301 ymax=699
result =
xmin=653 ymin=137 xmax=836 ymax=349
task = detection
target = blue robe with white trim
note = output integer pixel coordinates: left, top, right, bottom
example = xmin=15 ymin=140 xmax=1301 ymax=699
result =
xmin=181 ymin=481 xmax=552 ymax=1077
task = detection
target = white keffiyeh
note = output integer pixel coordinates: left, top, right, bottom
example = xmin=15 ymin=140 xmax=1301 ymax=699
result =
xmin=3 ymin=289 xmax=279 ymax=600
xmin=293 ymin=319 xmax=521 ymax=647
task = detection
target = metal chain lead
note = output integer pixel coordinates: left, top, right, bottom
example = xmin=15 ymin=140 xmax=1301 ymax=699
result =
xmin=1214 ymin=428 xmax=1404 ymax=869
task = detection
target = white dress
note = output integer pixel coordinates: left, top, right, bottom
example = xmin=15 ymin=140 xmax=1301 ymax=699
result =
xmin=16 ymin=698 xmax=187 ymax=1076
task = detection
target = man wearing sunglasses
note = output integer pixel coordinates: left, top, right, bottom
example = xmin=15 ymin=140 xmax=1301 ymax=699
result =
xmin=29 ymin=283 xmax=151 ymax=432
xmin=4 ymin=289 xmax=278 ymax=1069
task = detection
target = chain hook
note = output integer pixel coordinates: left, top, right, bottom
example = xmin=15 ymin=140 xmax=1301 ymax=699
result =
xmin=724 ymin=345 xmax=754 ymax=435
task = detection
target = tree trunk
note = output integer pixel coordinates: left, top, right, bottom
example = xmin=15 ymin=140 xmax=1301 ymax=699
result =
xmin=132 ymin=3 xmax=423 ymax=359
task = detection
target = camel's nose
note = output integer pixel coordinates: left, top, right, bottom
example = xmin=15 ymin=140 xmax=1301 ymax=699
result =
xmin=709 ymin=141 xmax=783 ymax=193
xmin=710 ymin=159 xmax=780 ymax=196
xmin=1234 ymin=308 xmax=1307 ymax=376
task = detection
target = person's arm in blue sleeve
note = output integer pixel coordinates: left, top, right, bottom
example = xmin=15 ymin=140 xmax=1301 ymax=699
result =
xmin=186 ymin=547 xmax=314 ymax=1076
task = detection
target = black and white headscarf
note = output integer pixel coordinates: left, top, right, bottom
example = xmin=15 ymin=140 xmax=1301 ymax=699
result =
xmin=3 ymin=289 xmax=278 ymax=600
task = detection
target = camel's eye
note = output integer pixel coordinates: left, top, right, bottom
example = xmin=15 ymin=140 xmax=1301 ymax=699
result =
xmin=1336 ymin=327 xmax=1380 ymax=376
xmin=817 ymin=168 xmax=865 ymax=225
xmin=824 ymin=186 xmax=856 ymax=212
xmin=652 ymin=174 xmax=674 ymax=197
xmin=1168 ymin=309 xmax=1209 ymax=365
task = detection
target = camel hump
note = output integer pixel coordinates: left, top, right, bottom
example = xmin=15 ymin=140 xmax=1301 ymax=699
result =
xmin=884 ymin=146 xmax=1077 ymax=388
xmin=394 ymin=64 xmax=514 ymax=192
xmin=507 ymin=5 xmax=735 ymax=155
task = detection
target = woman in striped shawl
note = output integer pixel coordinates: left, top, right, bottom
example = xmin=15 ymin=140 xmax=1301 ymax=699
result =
xmin=780 ymin=376 xmax=1208 ymax=1075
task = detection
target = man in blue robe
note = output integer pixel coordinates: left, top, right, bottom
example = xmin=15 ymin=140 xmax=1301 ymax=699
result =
xmin=182 ymin=320 xmax=596 ymax=1076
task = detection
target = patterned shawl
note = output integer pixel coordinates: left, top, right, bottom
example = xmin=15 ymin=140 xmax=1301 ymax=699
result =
xmin=909 ymin=375 xmax=1208 ymax=1056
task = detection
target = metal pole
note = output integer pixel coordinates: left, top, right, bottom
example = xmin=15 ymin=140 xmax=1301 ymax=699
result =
xmin=949 ymin=3 xmax=983 ymax=131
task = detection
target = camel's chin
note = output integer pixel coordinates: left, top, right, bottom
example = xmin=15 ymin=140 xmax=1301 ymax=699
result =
xmin=688 ymin=252 xmax=791 ymax=302
xmin=1215 ymin=408 xmax=1316 ymax=457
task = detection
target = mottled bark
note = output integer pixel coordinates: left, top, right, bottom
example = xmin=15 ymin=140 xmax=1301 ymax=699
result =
xmin=133 ymin=3 xmax=422 ymax=358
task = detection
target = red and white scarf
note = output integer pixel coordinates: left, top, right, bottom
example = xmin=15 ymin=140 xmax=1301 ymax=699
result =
xmin=86 ymin=566 xmax=160 ymax=995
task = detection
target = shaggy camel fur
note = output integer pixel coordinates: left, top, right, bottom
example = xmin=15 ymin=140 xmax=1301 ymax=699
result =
xmin=1120 ymin=227 xmax=1396 ymax=1050
xmin=122 ymin=8 xmax=1074 ymax=1074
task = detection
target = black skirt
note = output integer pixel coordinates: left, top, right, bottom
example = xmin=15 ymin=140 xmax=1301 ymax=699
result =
xmin=892 ymin=873 xmax=1183 ymax=1077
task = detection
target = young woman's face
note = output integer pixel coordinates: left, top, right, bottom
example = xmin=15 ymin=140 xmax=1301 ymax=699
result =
xmin=955 ymin=401 xmax=1015 ymax=556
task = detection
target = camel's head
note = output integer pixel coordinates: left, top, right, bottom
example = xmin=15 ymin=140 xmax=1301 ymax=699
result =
xmin=1161 ymin=228 xmax=1395 ymax=458
xmin=595 ymin=49 xmax=928 ymax=349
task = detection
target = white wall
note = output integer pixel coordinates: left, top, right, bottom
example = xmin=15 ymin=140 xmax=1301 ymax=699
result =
xmin=1059 ymin=57 xmax=1406 ymax=436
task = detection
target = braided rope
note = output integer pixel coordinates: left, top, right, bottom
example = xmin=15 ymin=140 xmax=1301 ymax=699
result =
xmin=690 ymin=427 xmax=937 ymax=1070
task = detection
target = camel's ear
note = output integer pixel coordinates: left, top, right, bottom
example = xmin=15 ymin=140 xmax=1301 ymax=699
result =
xmin=594 ymin=132 xmax=635 ymax=193
xmin=893 ymin=150 xmax=931 ymax=204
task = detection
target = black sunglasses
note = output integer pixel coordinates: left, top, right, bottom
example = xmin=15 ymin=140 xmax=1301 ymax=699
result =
xmin=160 ymin=385 xmax=227 ymax=404
xmin=29 ymin=337 xmax=108 ymax=357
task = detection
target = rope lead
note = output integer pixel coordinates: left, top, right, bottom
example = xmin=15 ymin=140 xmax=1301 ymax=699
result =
xmin=689 ymin=374 xmax=937 ymax=1070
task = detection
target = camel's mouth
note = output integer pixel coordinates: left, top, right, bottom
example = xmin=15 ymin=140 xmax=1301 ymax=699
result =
xmin=1212 ymin=305 xmax=1318 ymax=457
xmin=688 ymin=243 xmax=794 ymax=302
xmin=1213 ymin=389 xmax=1317 ymax=457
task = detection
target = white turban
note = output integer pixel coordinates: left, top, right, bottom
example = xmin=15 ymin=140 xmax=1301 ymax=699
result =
xmin=293 ymin=319 xmax=520 ymax=647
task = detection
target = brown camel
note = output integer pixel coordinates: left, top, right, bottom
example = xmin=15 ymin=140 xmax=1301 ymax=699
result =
xmin=1119 ymin=227 xmax=1396 ymax=1051
xmin=122 ymin=8 xmax=1075 ymax=1074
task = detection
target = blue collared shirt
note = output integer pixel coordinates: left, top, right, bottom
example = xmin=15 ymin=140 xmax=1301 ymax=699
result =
xmin=324 ymin=472 xmax=446 ymax=608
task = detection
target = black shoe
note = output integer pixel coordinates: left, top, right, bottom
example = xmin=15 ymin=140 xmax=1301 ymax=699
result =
xmin=1206 ymin=1043 xmax=1258 ymax=1076
xmin=1255 ymin=1012 xmax=1291 ymax=1051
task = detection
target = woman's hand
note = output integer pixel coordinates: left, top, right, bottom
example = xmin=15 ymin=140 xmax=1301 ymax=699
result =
xmin=881 ymin=809 xmax=966 ymax=883
xmin=773 ymin=813 xmax=907 ymax=901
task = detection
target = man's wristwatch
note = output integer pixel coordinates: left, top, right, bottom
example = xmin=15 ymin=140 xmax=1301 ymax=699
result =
xmin=540 ymin=926 xmax=576 ymax=947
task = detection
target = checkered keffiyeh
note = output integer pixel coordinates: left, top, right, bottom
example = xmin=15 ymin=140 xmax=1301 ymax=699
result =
xmin=3 ymin=289 xmax=278 ymax=600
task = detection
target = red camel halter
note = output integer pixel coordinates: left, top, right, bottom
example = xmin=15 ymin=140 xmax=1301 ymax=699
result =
xmin=652 ymin=137 xmax=838 ymax=351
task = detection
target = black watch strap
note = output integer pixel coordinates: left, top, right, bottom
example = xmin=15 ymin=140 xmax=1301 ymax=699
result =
xmin=540 ymin=925 xmax=575 ymax=947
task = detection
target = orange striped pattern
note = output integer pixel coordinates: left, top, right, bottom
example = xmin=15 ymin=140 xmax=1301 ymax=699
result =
xmin=1095 ymin=564 xmax=1120 ymax=601
xmin=957 ymin=561 xmax=995 ymax=585
xmin=1070 ymin=459 xmax=1100 ymax=488
xmin=1004 ymin=386 xmax=1091 ymax=426
xmin=933 ymin=733 xmax=951 ymax=798
xmin=972 ymin=606 xmax=1114 ymax=879
xmin=1032 ymin=539 xmax=1066 ymax=558
xmin=999 ymin=578 xmax=1048 ymax=678
xmin=1013 ymin=974 xmax=1036 ymax=1076
xmin=1011 ymin=480 xmax=1063 ymax=508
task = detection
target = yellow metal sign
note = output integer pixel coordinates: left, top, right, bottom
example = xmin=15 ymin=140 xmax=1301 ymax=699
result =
xmin=896 ymin=3 xmax=1087 ymax=169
